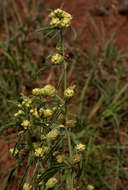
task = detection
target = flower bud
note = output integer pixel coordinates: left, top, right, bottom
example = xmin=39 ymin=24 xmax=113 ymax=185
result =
xmin=66 ymin=119 xmax=76 ymax=128
xmin=21 ymin=120 xmax=30 ymax=129
xmin=46 ymin=129 xmax=59 ymax=140
xmin=64 ymin=85 xmax=75 ymax=99
xmin=46 ymin=177 xmax=57 ymax=189
xmin=71 ymin=154 xmax=81 ymax=164
xmin=35 ymin=147 xmax=43 ymax=157
xmin=56 ymin=154 xmax=65 ymax=163
xmin=43 ymin=109 xmax=53 ymax=117
xmin=87 ymin=185 xmax=95 ymax=190
xmin=23 ymin=183 xmax=32 ymax=190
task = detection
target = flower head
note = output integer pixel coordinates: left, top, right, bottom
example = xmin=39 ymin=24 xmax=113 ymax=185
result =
xmin=66 ymin=119 xmax=76 ymax=128
xmin=23 ymin=183 xmax=32 ymax=190
xmin=41 ymin=85 xmax=56 ymax=97
xmin=10 ymin=148 xmax=18 ymax=156
xmin=56 ymin=154 xmax=65 ymax=163
xmin=30 ymin=108 xmax=39 ymax=118
xmin=43 ymin=109 xmax=53 ymax=117
xmin=64 ymin=85 xmax=75 ymax=99
xmin=46 ymin=177 xmax=57 ymax=189
xmin=51 ymin=53 xmax=63 ymax=65
xmin=32 ymin=88 xmax=41 ymax=96
xmin=14 ymin=110 xmax=24 ymax=117
xmin=35 ymin=147 xmax=43 ymax=157
xmin=32 ymin=85 xmax=56 ymax=97
xmin=21 ymin=120 xmax=30 ymax=129
xmin=49 ymin=8 xmax=72 ymax=28
xmin=43 ymin=146 xmax=49 ymax=153
xmin=22 ymin=97 xmax=32 ymax=107
xmin=50 ymin=17 xmax=60 ymax=26
xmin=39 ymin=108 xmax=53 ymax=117
xmin=87 ymin=185 xmax=95 ymax=190
xmin=46 ymin=129 xmax=59 ymax=140
xmin=76 ymin=143 xmax=86 ymax=152
xmin=58 ymin=124 xmax=65 ymax=128
xmin=41 ymin=135 xmax=47 ymax=140
xmin=71 ymin=154 xmax=81 ymax=164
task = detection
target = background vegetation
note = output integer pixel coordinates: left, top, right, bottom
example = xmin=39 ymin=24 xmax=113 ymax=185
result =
xmin=0 ymin=1 xmax=128 ymax=190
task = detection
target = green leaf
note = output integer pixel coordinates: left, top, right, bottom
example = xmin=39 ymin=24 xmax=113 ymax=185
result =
xmin=19 ymin=160 xmax=33 ymax=190
xmin=7 ymin=166 xmax=17 ymax=183
xmin=98 ymin=173 xmax=114 ymax=190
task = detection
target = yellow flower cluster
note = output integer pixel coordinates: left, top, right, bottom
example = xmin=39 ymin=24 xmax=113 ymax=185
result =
xmin=66 ymin=119 xmax=76 ymax=128
xmin=14 ymin=110 xmax=24 ymax=117
xmin=40 ymin=84 xmax=56 ymax=97
xmin=46 ymin=177 xmax=57 ymax=189
xmin=32 ymin=85 xmax=56 ymax=97
xmin=34 ymin=147 xmax=43 ymax=157
xmin=43 ymin=109 xmax=53 ymax=117
xmin=23 ymin=183 xmax=32 ymax=190
xmin=43 ymin=146 xmax=49 ymax=153
xmin=22 ymin=97 xmax=32 ymax=107
xmin=64 ymin=85 xmax=75 ymax=99
xmin=87 ymin=185 xmax=95 ymax=190
xmin=10 ymin=148 xmax=18 ymax=156
xmin=41 ymin=135 xmax=47 ymax=140
xmin=32 ymin=88 xmax=41 ymax=96
xmin=34 ymin=143 xmax=49 ymax=157
xmin=76 ymin=143 xmax=86 ymax=152
xmin=56 ymin=154 xmax=65 ymax=163
xmin=49 ymin=8 xmax=72 ymax=28
xmin=46 ymin=129 xmax=59 ymax=140
xmin=58 ymin=124 xmax=64 ymax=128
xmin=71 ymin=154 xmax=81 ymax=164
xmin=39 ymin=108 xmax=53 ymax=117
xmin=21 ymin=120 xmax=30 ymax=129
xmin=30 ymin=108 xmax=39 ymax=118
xmin=51 ymin=53 xmax=63 ymax=65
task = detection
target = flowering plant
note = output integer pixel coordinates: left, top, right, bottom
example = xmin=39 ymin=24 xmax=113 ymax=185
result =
xmin=5 ymin=8 xmax=94 ymax=190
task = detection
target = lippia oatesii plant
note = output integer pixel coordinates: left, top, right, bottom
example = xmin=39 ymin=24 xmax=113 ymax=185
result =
xmin=7 ymin=9 xmax=94 ymax=190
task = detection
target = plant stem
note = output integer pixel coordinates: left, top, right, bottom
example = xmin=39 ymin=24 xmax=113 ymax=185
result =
xmin=59 ymin=29 xmax=73 ymax=190
xmin=60 ymin=30 xmax=66 ymax=90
